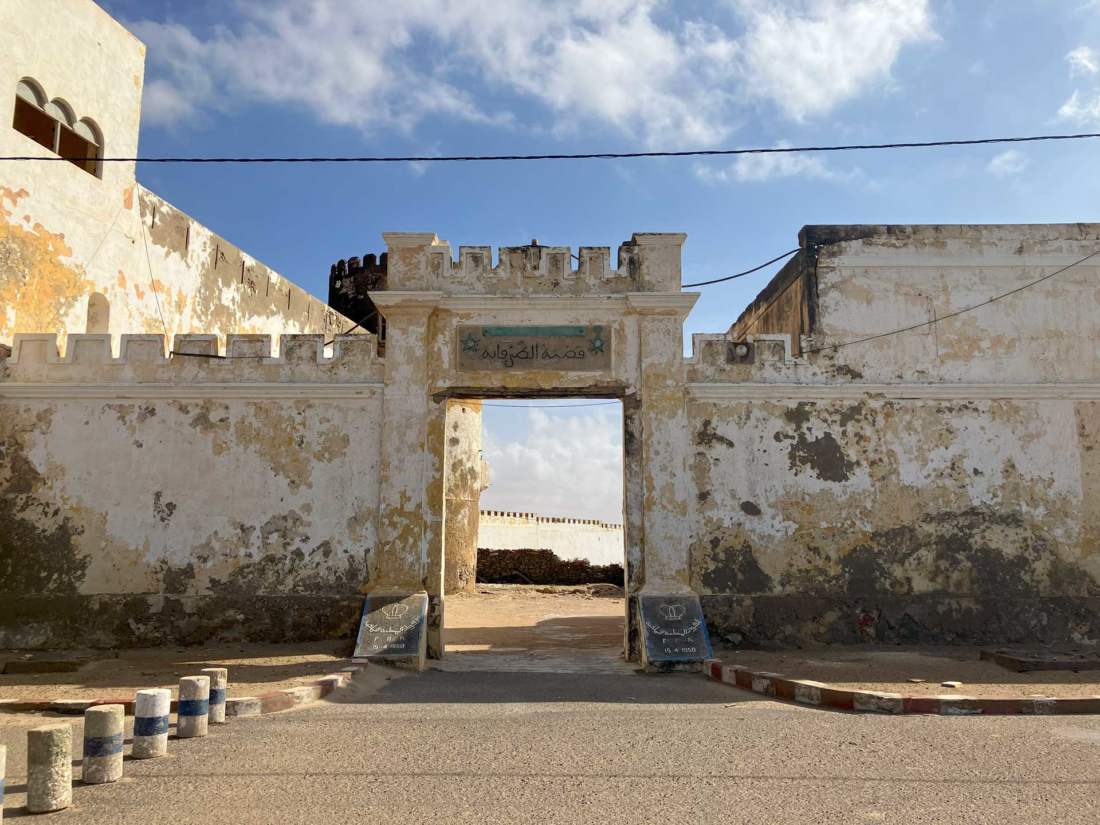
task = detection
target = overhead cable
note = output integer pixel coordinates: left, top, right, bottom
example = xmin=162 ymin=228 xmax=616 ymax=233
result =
xmin=804 ymin=247 xmax=1100 ymax=354
xmin=2 ymin=132 xmax=1099 ymax=165
xmin=681 ymin=248 xmax=800 ymax=287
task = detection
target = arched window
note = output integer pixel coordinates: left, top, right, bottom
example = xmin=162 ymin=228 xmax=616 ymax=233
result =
xmin=12 ymin=78 xmax=102 ymax=178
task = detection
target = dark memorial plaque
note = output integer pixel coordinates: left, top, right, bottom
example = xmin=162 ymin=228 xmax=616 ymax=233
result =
xmin=457 ymin=325 xmax=610 ymax=372
xmin=353 ymin=593 xmax=427 ymax=661
xmin=639 ymin=594 xmax=713 ymax=664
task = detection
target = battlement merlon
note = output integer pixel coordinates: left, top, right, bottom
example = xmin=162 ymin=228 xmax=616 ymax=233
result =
xmin=0 ymin=333 xmax=384 ymax=388
xmin=379 ymin=232 xmax=687 ymax=294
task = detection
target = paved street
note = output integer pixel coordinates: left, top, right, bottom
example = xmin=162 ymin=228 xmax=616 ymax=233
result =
xmin=2 ymin=652 xmax=1099 ymax=824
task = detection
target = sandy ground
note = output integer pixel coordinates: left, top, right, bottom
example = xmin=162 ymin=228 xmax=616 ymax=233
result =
xmin=718 ymin=646 xmax=1100 ymax=698
xmin=0 ymin=639 xmax=352 ymax=709
xmin=439 ymin=584 xmax=630 ymax=673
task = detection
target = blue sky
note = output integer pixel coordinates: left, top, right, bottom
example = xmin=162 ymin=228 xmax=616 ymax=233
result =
xmin=97 ymin=0 xmax=1100 ymax=522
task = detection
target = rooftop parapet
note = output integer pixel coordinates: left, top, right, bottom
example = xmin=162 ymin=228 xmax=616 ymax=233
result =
xmin=377 ymin=232 xmax=687 ymax=294
xmin=0 ymin=333 xmax=383 ymax=386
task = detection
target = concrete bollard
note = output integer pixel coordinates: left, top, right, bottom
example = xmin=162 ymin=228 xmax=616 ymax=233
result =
xmin=201 ymin=667 xmax=228 ymax=724
xmin=177 ymin=676 xmax=210 ymax=738
xmin=82 ymin=704 xmax=124 ymax=784
xmin=133 ymin=688 xmax=172 ymax=758
xmin=27 ymin=724 xmax=72 ymax=813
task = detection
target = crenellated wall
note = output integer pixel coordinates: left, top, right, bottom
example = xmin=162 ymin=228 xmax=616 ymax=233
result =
xmin=5 ymin=224 xmax=1100 ymax=654
xmin=0 ymin=0 xmax=351 ymax=353
xmin=478 ymin=511 xmax=624 ymax=567
xmin=0 ymin=332 xmax=383 ymax=648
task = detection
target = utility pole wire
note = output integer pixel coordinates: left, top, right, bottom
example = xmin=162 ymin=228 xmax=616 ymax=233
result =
xmin=803 ymin=247 xmax=1100 ymax=354
xmin=2 ymin=132 xmax=1099 ymax=165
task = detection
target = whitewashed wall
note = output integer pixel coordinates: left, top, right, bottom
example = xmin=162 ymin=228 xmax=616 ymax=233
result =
xmin=478 ymin=511 xmax=624 ymax=566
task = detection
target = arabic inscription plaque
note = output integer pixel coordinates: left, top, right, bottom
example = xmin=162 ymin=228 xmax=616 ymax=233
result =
xmin=457 ymin=325 xmax=610 ymax=372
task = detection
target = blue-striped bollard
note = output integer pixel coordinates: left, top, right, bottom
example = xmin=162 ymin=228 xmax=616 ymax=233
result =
xmin=177 ymin=676 xmax=210 ymax=738
xmin=201 ymin=667 xmax=228 ymax=724
xmin=133 ymin=688 xmax=171 ymax=758
xmin=83 ymin=704 xmax=124 ymax=784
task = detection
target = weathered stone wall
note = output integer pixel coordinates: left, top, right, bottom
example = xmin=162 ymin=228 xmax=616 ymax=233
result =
xmin=0 ymin=0 xmax=349 ymax=351
xmin=443 ymin=400 xmax=484 ymax=594
xmin=689 ymin=224 xmax=1100 ymax=647
xmin=0 ymin=333 xmax=383 ymax=648
xmin=478 ymin=511 xmax=624 ymax=566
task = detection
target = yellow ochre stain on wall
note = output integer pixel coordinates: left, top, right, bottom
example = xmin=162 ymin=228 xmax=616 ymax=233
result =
xmin=0 ymin=187 xmax=93 ymax=338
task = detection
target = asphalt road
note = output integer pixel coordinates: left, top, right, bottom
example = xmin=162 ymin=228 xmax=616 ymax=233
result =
xmin=2 ymin=659 xmax=1099 ymax=824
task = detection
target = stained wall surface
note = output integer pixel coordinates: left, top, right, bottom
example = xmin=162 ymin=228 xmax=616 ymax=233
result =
xmin=0 ymin=0 xmax=349 ymax=352
xmin=0 ymin=333 xmax=383 ymax=648
xmin=692 ymin=224 xmax=1100 ymax=647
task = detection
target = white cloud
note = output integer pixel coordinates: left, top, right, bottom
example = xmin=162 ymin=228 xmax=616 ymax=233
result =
xmin=131 ymin=0 xmax=934 ymax=146
xmin=480 ymin=407 xmax=623 ymax=523
xmin=694 ymin=141 xmax=847 ymax=183
xmin=986 ymin=149 xmax=1029 ymax=177
xmin=1068 ymin=46 xmax=1099 ymax=77
xmin=1058 ymin=89 xmax=1100 ymax=126
xmin=732 ymin=0 xmax=935 ymax=120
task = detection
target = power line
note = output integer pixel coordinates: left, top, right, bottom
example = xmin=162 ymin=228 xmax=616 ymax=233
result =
xmin=682 ymin=248 xmax=800 ymax=288
xmin=804 ymin=247 xmax=1100 ymax=354
xmin=4 ymin=132 xmax=1100 ymax=165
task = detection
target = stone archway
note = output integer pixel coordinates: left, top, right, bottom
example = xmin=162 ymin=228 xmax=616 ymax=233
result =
xmin=353 ymin=232 xmax=709 ymax=672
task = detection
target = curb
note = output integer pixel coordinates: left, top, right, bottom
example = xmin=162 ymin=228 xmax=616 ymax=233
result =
xmin=0 ymin=668 xmax=361 ymax=718
xmin=703 ymin=659 xmax=1100 ymax=716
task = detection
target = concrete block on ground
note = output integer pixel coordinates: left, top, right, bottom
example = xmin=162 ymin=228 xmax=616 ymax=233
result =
xmin=27 ymin=724 xmax=72 ymax=813
xmin=282 ymin=685 xmax=323 ymax=706
xmin=177 ymin=676 xmax=210 ymax=738
xmin=82 ymin=704 xmax=124 ymax=784
xmin=201 ymin=667 xmax=228 ymax=724
xmin=133 ymin=688 xmax=171 ymax=758
xmin=852 ymin=691 xmax=905 ymax=714
xmin=225 ymin=697 xmax=261 ymax=718
xmin=48 ymin=699 xmax=95 ymax=715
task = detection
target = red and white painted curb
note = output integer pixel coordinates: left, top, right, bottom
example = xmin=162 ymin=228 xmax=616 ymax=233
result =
xmin=0 ymin=667 xmax=362 ymax=718
xmin=703 ymin=658 xmax=1100 ymax=715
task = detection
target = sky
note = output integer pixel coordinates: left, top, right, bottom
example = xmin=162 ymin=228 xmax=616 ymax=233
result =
xmin=97 ymin=0 xmax=1100 ymax=522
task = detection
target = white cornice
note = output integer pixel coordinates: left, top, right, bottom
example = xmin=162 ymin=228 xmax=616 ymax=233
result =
xmin=0 ymin=383 xmax=384 ymax=400
xmin=624 ymin=292 xmax=699 ymax=315
xmin=688 ymin=382 xmax=1100 ymax=401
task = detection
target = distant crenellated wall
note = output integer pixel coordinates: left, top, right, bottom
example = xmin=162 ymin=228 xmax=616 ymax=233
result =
xmin=478 ymin=511 xmax=624 ymax=567
xmin=0 ymin=332 xmax=383 ymax=649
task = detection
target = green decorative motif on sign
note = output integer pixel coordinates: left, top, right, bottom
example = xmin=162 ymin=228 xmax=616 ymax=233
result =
xmin=481 ymin=326 xmax=587 ymax=337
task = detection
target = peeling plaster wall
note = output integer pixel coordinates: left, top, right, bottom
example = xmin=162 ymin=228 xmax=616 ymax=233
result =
xmin=690 ymin=223 xmax=1100 ymax=647
xmin=0 ymin=333 xmax=383 ymax=648
xmin=443 ymin=399 xmax=483 ymax=594
xmin=0 ymin=1 xmax=350 ymax=352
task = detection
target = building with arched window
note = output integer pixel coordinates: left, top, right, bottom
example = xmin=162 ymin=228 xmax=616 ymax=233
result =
xmin=0 ymin=0 xmax=348 ymax=353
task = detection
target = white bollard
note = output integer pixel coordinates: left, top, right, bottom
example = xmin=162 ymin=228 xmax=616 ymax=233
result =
xmin=82 ymin=704 xmax=124 ymax=784
xmin=201 ymin=667 xmax=228 ymax=724
xmin=133 ymin=688 xmax=172 ymax=758
xmin=177 ymin=676 xmax=210 ymax=738
xmin=27 ymin=724 xmax=72 ymax=813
